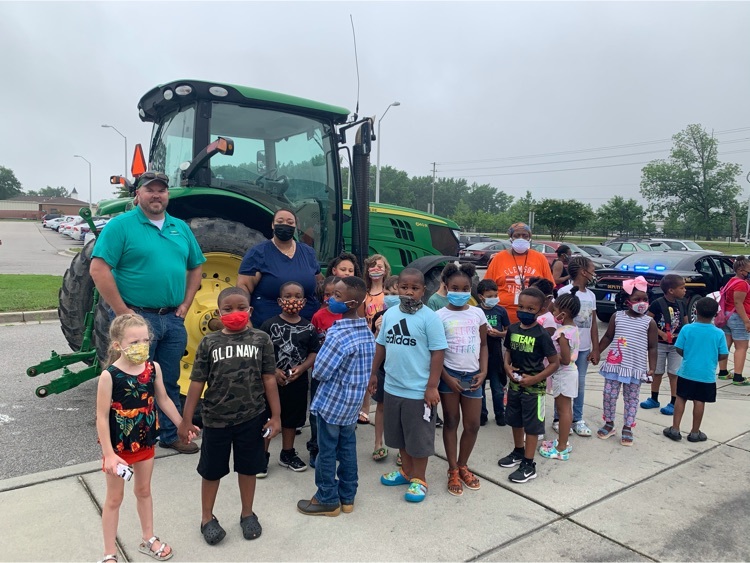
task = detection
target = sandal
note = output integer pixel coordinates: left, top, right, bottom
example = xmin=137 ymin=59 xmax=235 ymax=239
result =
xmin=597 ymin=421 xmax=616 ymax=439
xmin=447 ymin=468 xmax=463 ymax=496
xmin=457 ymin=465 xmax=481 ymax=490
xmin=200 ymin=515 xmax=226 ymax=546
xmin=372 ymin=447 xmax=388 ymax=461
xmin=240 ymin=513 xmax=262 ymax=540
xmin=98 ymin=555 xmax=117 ymax=563
xmin=357 ymin=411 xmax=370 ymax=424
xmin=138 ymin=536 xmax=173 ymax=561
xmin=396 ymin=452 xmax=402 ymax=466
xmin=621 ymin=426 xmax=634 ymax=447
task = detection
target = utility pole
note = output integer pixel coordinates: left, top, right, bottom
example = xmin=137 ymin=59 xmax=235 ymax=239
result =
xmin=744 ymin=172 xmax=750 ymax=246
xmin=430 ymin=162 xmax=436 ymax=214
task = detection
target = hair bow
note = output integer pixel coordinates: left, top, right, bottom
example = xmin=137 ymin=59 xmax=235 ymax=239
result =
xmin=622 ymin=276 xmax=647 ymax=295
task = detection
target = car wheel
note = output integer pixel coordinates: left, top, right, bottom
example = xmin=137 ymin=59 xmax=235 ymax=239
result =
xmin=686 ymin=294 xmax=702 ymax=324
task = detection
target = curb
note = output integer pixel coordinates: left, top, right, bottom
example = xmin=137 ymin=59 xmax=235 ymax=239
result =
xmin=0 ymin=309 xmax=58 ymax=324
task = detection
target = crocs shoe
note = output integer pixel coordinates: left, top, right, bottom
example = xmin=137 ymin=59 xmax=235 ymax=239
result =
xmin=404 ymin=479 xmax=427 ymax=502
xmin=539 ymin=444 xmax=569 ymax=461
xmin=662 ymin=427 xmax=681 ymax=441
xmin=380 ymin=469 xmax=410 ymax=486
xmin=660 ymin=403 xmax=675 ymax=416
xmin=732 ymin=377 xmax=750 ymax=386
xmin=552 ymin=421 xmax=573 ymax=435
xmin=540 ymin=439 xmax=572 ymax=454
xmin=572 ymin=421 xmax=592 ymax=437
xmin=640 ymin=397 xmax=660 ymax=409
xmin=717 ymin=372 xmax=732 ymax=380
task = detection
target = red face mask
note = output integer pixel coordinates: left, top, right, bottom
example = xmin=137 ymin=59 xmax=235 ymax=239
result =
xmin=221 ymin=311 xmax=250 ymax=331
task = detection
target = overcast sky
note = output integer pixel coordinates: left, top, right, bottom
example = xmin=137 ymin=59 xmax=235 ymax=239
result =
xmin=1 ymin=1 xmax=749 ymax=210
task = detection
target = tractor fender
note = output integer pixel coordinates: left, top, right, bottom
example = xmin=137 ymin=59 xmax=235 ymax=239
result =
xmin=406 ymin=255 xmax=459 ymax=301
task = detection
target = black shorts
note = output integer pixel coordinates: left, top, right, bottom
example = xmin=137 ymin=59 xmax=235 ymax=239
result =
xmin=197 ymin=414 xmax=267 ymax=480
xmin=277 ymin=373 xmax=309 ymax=429
xmin=383 ymin=391 xmax=436 ymax=458
xmin=505 ymin=387 xmax=545 ymax=435
xmin=372 ymin=367 xmax=385 ymax=404
xmin=676 ymin=376 xmax=716 ymax=403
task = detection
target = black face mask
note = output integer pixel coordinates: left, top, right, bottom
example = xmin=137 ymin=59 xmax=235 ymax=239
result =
xmin=273 ymin=224 xmax=295 ymax=242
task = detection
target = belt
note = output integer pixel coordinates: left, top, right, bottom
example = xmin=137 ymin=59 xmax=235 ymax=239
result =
xmin=127 ymin=304 xmax=178 ymax=315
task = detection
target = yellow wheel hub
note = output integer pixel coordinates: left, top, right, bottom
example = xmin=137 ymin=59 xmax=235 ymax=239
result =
xmin=178 ymin=251 xmax=242 ymax=395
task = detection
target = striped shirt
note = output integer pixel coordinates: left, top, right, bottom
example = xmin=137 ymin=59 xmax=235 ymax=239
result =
xmin=600 ymin=310 xmax=652 ymax=380
xmin=311 ymin=318 xmax=375 ymax=426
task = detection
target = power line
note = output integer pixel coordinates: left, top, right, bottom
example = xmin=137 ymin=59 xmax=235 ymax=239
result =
xmin=439 ymin=148 xmax=750 ymax=179
xmin=437 ymin=126 xmax=750 ymax=166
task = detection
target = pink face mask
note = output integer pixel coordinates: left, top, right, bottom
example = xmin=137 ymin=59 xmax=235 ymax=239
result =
xmin=628 ymin=301 xmax=649 ymax=315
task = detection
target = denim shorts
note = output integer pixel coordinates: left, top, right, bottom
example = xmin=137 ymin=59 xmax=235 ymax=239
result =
xmin=438 ymin=367 xmax=483 ymax=399
xmin=725 ymin=312 xmax=749 ymax=341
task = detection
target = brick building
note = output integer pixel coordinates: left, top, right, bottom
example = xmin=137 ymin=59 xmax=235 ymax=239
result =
xmin=0 ymin=195 xmax=93 ymax=220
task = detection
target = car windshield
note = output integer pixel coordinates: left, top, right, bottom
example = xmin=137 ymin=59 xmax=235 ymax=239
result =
xmin=615 ymin=253 xmax=686 ymax=272
xmin=465 ymin=242 xmax=495 ymax=250
xmin=566 ymin=242 xmax=592 ymax=257
xmin=596 ymin=246 xmax=621 ymax=257
xmin=684 ymin=241 xmax=703 ymax=250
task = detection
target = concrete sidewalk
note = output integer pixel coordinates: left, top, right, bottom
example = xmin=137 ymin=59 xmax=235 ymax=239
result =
xmin=2 ymin=374 xmax=749 ymax=562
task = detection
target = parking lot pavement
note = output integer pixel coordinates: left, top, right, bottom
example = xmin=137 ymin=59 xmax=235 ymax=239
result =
xmin=0 ymin=221 xmax=73 ymax=275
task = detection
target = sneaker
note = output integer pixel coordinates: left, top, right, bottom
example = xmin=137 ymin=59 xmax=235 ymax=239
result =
xmin=435 ymin=415 xmax=444 ymax=428
xmin=509 ymin=460 xmax=537 ymax=483
xmin=539 ymin=444 xmax=569 ymax=461
xmin=404 ymin=479 xmax=428 ymax=502
xmin=498 ymin=449 xmax=524 ymax=468
xmin=279 ymin=449 xmax=307 ymax=472
xmin=380 ymin=469 xmax=411 ymax=486
xmin=572 ymin=420 xmax=592 ymax=437
xmin=552 ymin=421 xmax=573 ymax=435
xmin=640 ymin=397 xmax=660 ymax=409
xmin=495 ymin=413 xmax=506 ymax=426
xmin=537 ymin=433 xmax=545 ymax=441
xmin=257 ymin=452 xmax=270 ymax=479
xmin=717 ymin=371 xmax=732 ymax=380
xmin=480 ymin=417 xmax=488 ymax=427
xmin=660 ymin=403 xmax=675 ymax=416
xmin=159 ymin=439 xmax=199 ymax=454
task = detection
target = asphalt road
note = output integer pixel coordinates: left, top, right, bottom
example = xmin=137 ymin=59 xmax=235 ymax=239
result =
xmin=0 ymin=220 xmax=77 ymax=275
xmin=1 ymin=321 xmax=100 ymax=480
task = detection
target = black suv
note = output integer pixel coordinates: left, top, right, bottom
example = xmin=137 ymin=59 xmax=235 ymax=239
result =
xmin=592 ymin=251 xmax=735 ymax=323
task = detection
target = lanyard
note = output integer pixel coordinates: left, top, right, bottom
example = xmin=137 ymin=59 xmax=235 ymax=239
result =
xmin=511 ymin=251 xmax=530 ymax=289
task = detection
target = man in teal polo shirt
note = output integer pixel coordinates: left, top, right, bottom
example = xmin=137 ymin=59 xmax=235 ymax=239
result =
xmin=91 ymin=171 xmax=206 ymax=453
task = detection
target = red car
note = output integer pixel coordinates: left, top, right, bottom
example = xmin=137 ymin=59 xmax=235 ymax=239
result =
xmin=458 ymin=241 xmax=509 ymax=266
xmin=532 ymin=241 xmax=614 ymax=269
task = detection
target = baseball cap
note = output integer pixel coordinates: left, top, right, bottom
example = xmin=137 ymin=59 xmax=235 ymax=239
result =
xmin=136 ymin=171 xmax=170 ymax=189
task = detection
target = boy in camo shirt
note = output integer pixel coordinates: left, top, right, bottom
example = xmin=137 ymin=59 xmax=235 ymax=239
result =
xmin=179 ymin=287 xmax=281 ymax=545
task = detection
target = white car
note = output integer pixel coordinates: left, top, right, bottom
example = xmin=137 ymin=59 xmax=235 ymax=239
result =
xmin=72 ymin=219 xmax=108 ymax=242
xmin=82 ymin=220 xmax=109 ymax=246
xmin=60 ymin=217 xmax=88 ymax=238
xmin=48 ymin=216 xmax=77 ymax=231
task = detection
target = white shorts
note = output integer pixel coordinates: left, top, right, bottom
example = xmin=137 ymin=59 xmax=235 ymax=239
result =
xmin=656 ymin=343 xmax=682 ymax=375
xmin=552 ymin=365 xmax=579 ymax=398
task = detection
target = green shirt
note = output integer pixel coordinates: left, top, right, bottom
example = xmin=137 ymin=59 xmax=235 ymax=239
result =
xmin=92 ymin=207 xmax=205 ymax=308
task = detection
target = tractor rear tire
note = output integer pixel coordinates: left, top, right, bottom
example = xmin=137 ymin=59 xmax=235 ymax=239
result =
xmin=58 ymin=218 xmax=266 ymax=369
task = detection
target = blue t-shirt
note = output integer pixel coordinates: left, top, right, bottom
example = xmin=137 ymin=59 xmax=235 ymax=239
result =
xmin=238 ymin=240 xmax=320 ymax=327
xmin=376 ymin=305 xmax=448 ymax=400
xmin=675 ymin=322 xmax=729 ymax=383
xmin=480 ymin=304 xmax=510 ymax=358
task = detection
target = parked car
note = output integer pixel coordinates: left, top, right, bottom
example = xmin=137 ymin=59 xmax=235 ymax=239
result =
xmin=458 ymin=240 xmax=510 ymax=266
xmin=531 ymin=241 xmax=614 ymax=269
xmin=591 ymin=251 xmax=735 ymax=323
xmin=604 ymin=240 xmax=670 ymax=255
xmin=650 ymin=238 xmax=720 ymax=253
xmin=579 ymin=244 xmax=624 ymax=263
xmin=46 ymin=216 xmax=76 ymax=231
xmin=59 ymin=217 xmax=87 ymax=238
xmin=71 ymin=219 xmax=108 ymax=242
xmin=458 ymin=234 xmax=496 ymax=251
xmin=42 ymin=213 xmax=61 ymax=226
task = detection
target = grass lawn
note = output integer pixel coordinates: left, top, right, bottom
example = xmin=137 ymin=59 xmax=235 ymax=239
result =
xmin=0 ymin=275 xmax=62 ymax=312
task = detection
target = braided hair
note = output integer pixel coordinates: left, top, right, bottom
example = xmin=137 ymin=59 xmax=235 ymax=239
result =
xmin=555 ymin=286 xmax=581 ymax=318
xmin=567 ymin=255 xmax=593 ymax=282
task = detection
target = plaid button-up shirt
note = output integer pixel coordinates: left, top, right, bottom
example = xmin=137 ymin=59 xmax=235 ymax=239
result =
xmin=311 ymin=317 xmax=375 ymax=426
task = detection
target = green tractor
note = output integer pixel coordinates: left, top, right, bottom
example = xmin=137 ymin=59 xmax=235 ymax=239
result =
xmin=30 ymin=79 xmax=459 ymax=397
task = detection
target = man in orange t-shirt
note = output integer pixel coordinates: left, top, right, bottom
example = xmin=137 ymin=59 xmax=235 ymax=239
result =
xmin=484 ymin=222 xmax=554 ymax=323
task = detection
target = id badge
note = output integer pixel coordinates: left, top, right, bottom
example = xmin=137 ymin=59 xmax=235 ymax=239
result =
xmin=514 ymin=291 xmax=520 ymax=305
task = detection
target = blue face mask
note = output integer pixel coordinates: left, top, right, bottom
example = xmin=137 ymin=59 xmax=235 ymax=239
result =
xmin=517 ymin=311 xmax=538 ymax=326
xmin=327 ymin=296 xmax=351 ymax=314
xmin=447 ymin=291 xmax=472 ymax=307
xmin=383 ymin=295 xmax=401 ymax=309
xmin=483 ymin=297 xmax=499 ymax=308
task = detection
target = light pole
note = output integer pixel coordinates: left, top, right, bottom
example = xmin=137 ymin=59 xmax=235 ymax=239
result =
xmin=101 ymin=124 xmax=128 ymax=177
xmin=744 ymin=172 xmax=750 ymax=246
xmin=73 ymin=155 xmax=92 ymax=209
xmin=375 ymin=101 xmax=401 ymax=203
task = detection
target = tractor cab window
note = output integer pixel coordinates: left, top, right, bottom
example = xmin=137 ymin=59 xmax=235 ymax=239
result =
xmin=149 ymin=106 xmax=195 ymax=188
xmin=207 ymin=103 xmax=337 ymax=263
